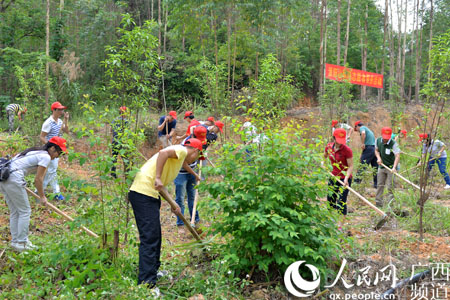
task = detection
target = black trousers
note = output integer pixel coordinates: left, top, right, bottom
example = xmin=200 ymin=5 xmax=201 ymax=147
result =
xmin=129 ymin=190 xmax=161 ymax=286
xmin=327 ymin=177 xmax=352 ymax=216
xmin=355 ymin=145 xmax=378 ymax=187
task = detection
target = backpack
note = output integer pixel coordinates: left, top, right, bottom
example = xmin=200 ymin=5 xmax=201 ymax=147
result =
xmin=0 ymin=156 xmax=12 ymax=182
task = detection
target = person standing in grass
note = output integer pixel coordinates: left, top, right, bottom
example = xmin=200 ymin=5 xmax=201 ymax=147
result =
xmin=0 ymin=137 xmax=67 ymax=252
xmin=354 ymin=121 xmax=378 ymax=188
xmin=39 ymin=101 xmax=69 ymax=201
xmin=374 ymin=127 xmax=401 ymax=207
xmin=418 ymin=133 xmax=450 ymax=190
xmin=5 ymin=103 xmax=27 ymax=132
xmin=324 ymin=128 xmax=353 ymax=229
xmin=128 ymin=138 xmax=202 ymax=295
xmin=157 ymin=111 xmax=177 ymax=148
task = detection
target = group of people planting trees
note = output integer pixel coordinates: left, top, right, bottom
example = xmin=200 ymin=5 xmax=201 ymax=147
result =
xmin=1 ymin=102 xmax=449 ymax=297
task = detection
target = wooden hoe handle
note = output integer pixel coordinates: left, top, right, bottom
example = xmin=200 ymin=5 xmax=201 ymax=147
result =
xmin=25 ymin=187 xmax=99 ymax=238
xmin=380 ymin=163 xmax=421 ymax=190
xmin=159 ymin=187 xmax=202 ymax=241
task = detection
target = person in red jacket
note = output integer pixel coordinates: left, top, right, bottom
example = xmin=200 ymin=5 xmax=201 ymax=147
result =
xmin=324 ymin=128 xmax=354 ymax=229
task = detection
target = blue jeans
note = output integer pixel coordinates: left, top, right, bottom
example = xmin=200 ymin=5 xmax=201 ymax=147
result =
xmin=128 ymin=191 xmax=161 ymax=286
xmin=174 ymin=173 xmax=199 ymax=226
xmin=429 ymin=157 xmax=450 ymax=185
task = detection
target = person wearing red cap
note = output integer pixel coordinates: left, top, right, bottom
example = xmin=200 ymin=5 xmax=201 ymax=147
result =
xmin=0 ymin=137 xmax=67 ymax=252
xmin=157 ymin=111 xmax=177 ymax=148
xmin=5 ymin=104 xmax=27 ymax=132
xmin=393 ymin=129 xmax=407 ymax=143
xmin=354 ymin=121 xmax=378 ymax=188
xmin=374 ymin=127 xmax=401 ymax=207
xmin=39 ymin=101 xmax=69 ymax=201
xmin=176 ymin=111 xmax=200 ymax=142
xmin=331 ymin=120 xmax=353 ymax=144
xmin=418 ymin=133 xmax=450 ymax=189
xmin=173 ymin=127 xmax=207 ymax=228
xmin=111 ymin=106 xmax=130 ymax=178
xmin=324 ymin=128 xmax=354 ymax=228
xmin=202 ymin=116 xmax=215 ymax=127
xmin=128 ymin=139 xmax=202 ymax=294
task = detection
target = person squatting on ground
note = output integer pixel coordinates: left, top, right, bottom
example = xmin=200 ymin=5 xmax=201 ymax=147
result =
xmin=418 ymin=133 xmax=450 ymax=189
xmin=353 ymin=121 xmax=378 ymax=188
xmin=111 ymin=106 xmax=130 ymax=178
xmin=324 ymin=128 xmax=353 ymax=229
xmin=157 ymin=111 xmax=177 ymax=148
xmin=5 ymin=103 xmax=27 ymax=132
xmin=39 ymin=101 xmax=69 ymax=200
xmin=374 ymin=127 xmax=400 ymax=207
xmin=331 ymin=120 xmax=353 ymax=144
xmin=128 ymin=138 xmax=202 ymax=295
xmin=0 ymin=137 xmax=67 ymax=252
xmin=176 ymin=111 xmax=200 ymax=142
xmin=173 ymin=126 xmax=207 ymax=228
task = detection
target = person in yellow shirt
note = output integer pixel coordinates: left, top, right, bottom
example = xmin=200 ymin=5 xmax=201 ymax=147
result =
xmin=128 ymin=138 xmax=203 ymax=293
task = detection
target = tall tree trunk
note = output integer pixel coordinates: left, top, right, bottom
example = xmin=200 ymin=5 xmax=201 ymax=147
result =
xmin=60 ymin=0 xmax=64 ymax=17
xmin=379 ymin=0 xmax=389 ymax=102
xmin=401 ymin=0 xmax=407 ymax=101
xmin=408 ymin=0 xmax=417 ymax=101
xmin=415 ymin=0 xmax=424 ymax=102
xmin=157 ymin=0 xmax=161 ymax=56
xmin=427 ymin=0 xmax=434 ymax=82
xmin=146 ymin=0 xmax=151 ymax=20
xmin=212 ymin=10 xmax=219 ymax=111
xmin=227 ymin=4 xmax=232 ymax=91
xmin=323 ymin=2 xmax=327 ymax=90
xmin=231 ymin=31 xmax=237 ymax=108
xmin=361 ymin=3 xmax=368 ymax=101
xmin=182 ymin=24 xmax=185 ymax=52
xmin=337 ymin=0 xmax=341 ymax=65
xmin=319 ymin=0 xmax=326 ymax=94
xmin=163 ymin=4 xmax=168 ymax=54
xmin=151 ymin=0 xmax=154 ymax=20
xmin=396 ymin=0 xmax=403 ymax=99
xmin=388 ymin=0 xmax=395 ymax=100
xmin=343 ymin=0 xmax=351 ymax=66
xmin=45 ymin=0 xmax=50 ymax=107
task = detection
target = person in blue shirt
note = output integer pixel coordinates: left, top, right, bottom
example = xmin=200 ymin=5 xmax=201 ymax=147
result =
xmin=157 ymin=111 xmax=177 ymax=148
xmin=354 ymin=121 xmax=378 ymax=188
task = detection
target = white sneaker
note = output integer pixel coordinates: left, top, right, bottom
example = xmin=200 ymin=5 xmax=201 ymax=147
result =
xmin=445 ymin=184 xmax=450 ymax=190
xmin=150 ymin=286 xmax=161 ymax=298
xmin=25 ymin=241 xmax=38 ymax=250
xmin=10 ymin=242 xmax=26 ymax=252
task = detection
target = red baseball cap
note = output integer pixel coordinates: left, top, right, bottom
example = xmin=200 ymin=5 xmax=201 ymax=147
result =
xmin=354 ymin=120 xmax=362 ymax=129
xmin=48 ymin=136 xmax=67 ymax=153
xmin=184 ymin=111 xmax=194 ymax=119
xmin=400 ymin=129 xmax=407 ymax=137
xmin=381 ymin=127 xmax=393 ymax=140
xmin=207 ymin=116 xmax=215 ymax=122
xmin=169 ymin=111 xmax=177 ymax=120
xmin=119 ymin=106 xmax=127 ymax=113
xmin=331 ymin=120 xmax=338 ymax=127
xmin=184 ymin=138 xmax=203 ymax=152
xmin=193 ymin=125 xmax=207 ymax=143
xmin=419 ymin=133 xmax=428 ymax=142
xmin=333 ymin=128 xmax=347 ymax=144
xmin=51 ymin=101 xmax=67 ymax=111
xmin=215 ymin=121 xmax=224 ymax=133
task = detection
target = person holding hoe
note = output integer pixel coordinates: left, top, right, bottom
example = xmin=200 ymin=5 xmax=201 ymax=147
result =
xmin=5 ymin=103 xmax=27 ymax=133
xmin=324 ymin=128 xmax=353 ymax=229
xmin=0 ymin=137 xmax=67 ymax=252
xmin=176 ymin=111 xmax=200 ymax=142
xmin=157 ymin=110 xmax=177 ymax=148
xmin=40 ymin=101 xmax=69 ymax=200
xmin=374 ymin=127 xmax=401 ymax=207
xmin=354 ymin=121 xmax=378 ymax=188
xmin=418 ymin=133 xmax=450 ymax=190
xmin=128 ymin=138 xmax=203 ymax=296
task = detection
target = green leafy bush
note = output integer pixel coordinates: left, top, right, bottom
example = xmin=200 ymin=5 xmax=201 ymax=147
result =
xmin=200 ymin=121 xmax=348 ymax=280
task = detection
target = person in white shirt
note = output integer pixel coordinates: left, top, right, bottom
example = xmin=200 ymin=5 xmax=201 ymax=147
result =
xmin=418 ymin=133 xmax=450 ymax=189
xmin=39 ymin=101 xmax=69 ymax=200
xmin=331 ymin=120 xmax=353 ymax=144
xmin=0 ymin=137 xmax=67 ymax=252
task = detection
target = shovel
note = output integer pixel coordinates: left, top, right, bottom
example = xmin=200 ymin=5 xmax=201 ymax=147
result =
xmin=191 ymin=167 xmax=202 ymax=227
xmin=380 ymin=163 xmax=421 ymax=190
xmin=159 ymin=187 xmax=202 ymax=241
xmin=329 ymin=173 xmax=389 ymax=230
xmin=25 ymin=187 xmax=99 ymax=238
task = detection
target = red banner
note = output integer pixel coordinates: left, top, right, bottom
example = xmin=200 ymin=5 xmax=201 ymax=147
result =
xmin=325 ymin=63 xmax=383 ymax=89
